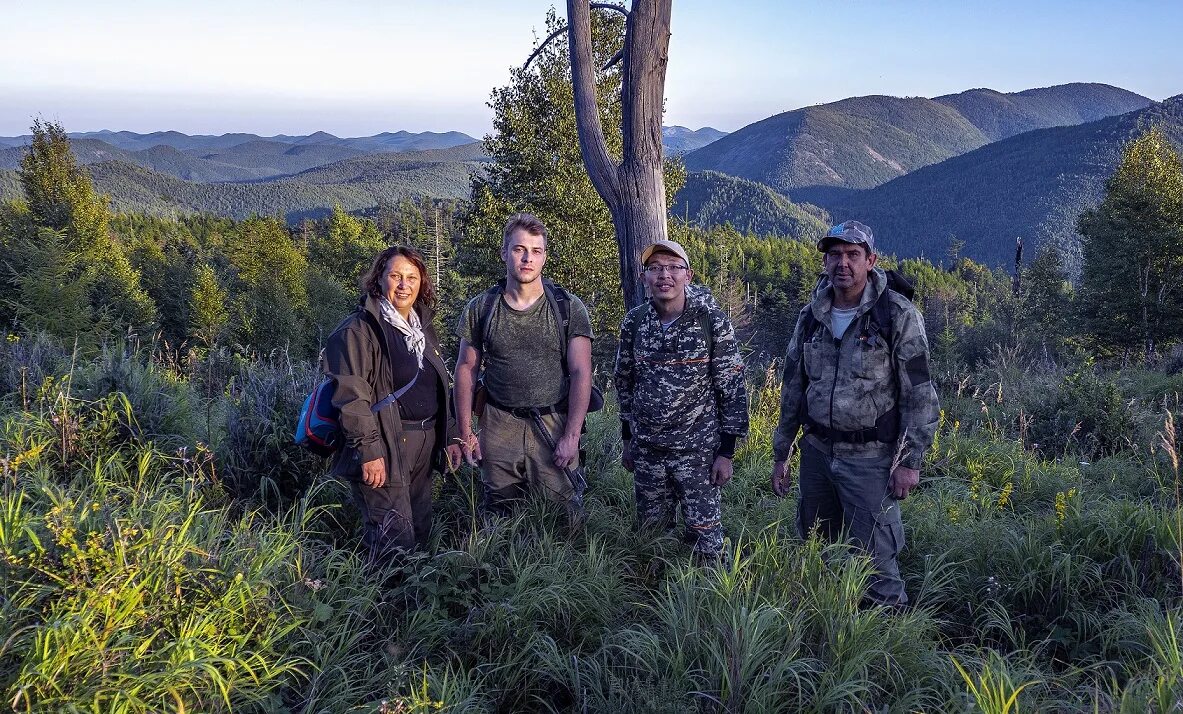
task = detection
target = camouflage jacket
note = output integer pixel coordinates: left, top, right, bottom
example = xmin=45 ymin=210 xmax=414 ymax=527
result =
xmin=614 ymin=284 xmax=749 ymax=451
xmin=772 ymin=268 xmax=939 ymax=469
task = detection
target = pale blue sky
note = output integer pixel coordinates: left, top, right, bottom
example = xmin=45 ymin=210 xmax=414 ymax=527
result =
xmin=1 ymin=0 xmax=1179 ymax=137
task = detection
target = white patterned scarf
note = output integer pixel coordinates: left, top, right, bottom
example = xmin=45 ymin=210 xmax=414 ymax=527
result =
xmin=378 ymin=297 xmax=426 ymax=369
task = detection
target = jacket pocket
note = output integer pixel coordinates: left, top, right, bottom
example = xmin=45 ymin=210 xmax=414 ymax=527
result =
xmin=853 ymin=342 xmax=891 ymax=381
xmin=803 ymin=340 xmax=827 ymax=381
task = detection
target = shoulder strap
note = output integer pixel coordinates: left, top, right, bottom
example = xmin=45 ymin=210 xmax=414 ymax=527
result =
xmin=542 ymin=280 xmax=572 ymax=364
xmin=475 ymin=282 xmax=503 ymax=354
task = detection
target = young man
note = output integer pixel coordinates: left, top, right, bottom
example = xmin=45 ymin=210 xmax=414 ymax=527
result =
xmin=614 ymin=240 xmax=749 ymax=562
xmin=770 ymin=220 xmax=940 ymax=607
xmin=454 ymin=213 xmax=594 ymax=520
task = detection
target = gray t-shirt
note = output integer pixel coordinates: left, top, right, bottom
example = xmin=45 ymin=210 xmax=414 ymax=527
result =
xmin=458 ymin=289 xmax=594 ymax=409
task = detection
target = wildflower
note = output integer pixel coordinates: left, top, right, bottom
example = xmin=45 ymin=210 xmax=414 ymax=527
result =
xmin=997 ymin=481 xmax=1014 ymax=509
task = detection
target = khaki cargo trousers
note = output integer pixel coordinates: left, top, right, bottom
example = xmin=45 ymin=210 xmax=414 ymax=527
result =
xmin=478 ymin=403 xmax=585 ymax=519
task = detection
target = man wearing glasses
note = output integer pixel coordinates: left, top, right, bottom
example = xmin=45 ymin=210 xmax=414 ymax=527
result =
xmin=614 ymin=240 xmax=748 ymax=564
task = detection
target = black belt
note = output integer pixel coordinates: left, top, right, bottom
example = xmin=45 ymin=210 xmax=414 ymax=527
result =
xmin=805 ymin=409 xmax=899 ymax=445
xmin=485 ymin=394 xmax=562 ymax=420
xmin=401 ymin=417 xmax=436 ymax=431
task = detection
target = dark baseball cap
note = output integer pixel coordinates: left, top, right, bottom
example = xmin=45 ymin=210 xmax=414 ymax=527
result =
xmin=818 ymin=220 xmax=875 ymax=253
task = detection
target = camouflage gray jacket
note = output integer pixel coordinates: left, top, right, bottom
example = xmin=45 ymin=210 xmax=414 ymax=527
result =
xmin=772 ymin=268 xmax=939 ymax=469
xmin=614 ymin=284 xmax=749 ymax=452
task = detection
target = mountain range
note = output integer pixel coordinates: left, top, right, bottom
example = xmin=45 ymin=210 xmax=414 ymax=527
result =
xmin=807 ymin=96 xmax=1183 ymax=273
xmin=683 ymin=83 xmax=1151 ymax=194
xmin=4 ymin=83 xmax=1179 ymax=271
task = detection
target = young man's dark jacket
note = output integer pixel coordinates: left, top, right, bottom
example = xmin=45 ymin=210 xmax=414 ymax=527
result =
xmin=321 ymin=294 xmax=459 ymax=481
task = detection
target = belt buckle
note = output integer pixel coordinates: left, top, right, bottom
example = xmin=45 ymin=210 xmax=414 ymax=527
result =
xmin=510 ymin=407 xmax=533 ymax=420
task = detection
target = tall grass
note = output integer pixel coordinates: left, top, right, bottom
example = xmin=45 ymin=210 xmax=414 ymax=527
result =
xmin=2 ymin=339 xmax=1182 ymax=711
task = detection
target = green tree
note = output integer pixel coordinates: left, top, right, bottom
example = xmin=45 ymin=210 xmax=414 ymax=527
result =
xmin=1079 ymin=127 xmax=1183 ymax=359
xmin=1019 ymin=245 xmax=1073 ymax=352
xmin=10 ymin=120 xmax=156 ymax=337
xmin=189 ymin=263 xmax=229 ymax=349
xmin=225 ymin=217 xmax=309 ymax=355
xmin=460 ymin=8 xmax=685 ymax=337
xmin=310 ymin=204 xmax=386 ymax=289
xmin=6 ymin=228 xmax=92 ymax=340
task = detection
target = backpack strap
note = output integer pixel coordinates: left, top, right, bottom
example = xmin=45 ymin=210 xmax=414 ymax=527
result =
xmin=542 ymin=279 xmax=572 ymax=365
xmin=474 ymin=280 xmax=505 ymax=354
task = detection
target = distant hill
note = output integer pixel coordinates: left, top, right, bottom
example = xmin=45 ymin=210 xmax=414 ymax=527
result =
xmin=672 ymin=171 xmax=829 ymax=240
xmin=0 ymin=134 xmax=490 ymax=185
xmin=192 ymin=141 xmax=367 ymax=177
xmin=0 ymin=138 xmax=275 ymax=182
xmin=811 ymin=97 xmax=1183 ymax=273
xmin=0 ymin=148 xmax=486 ymax=221
xmin=937 ymin=84 xmax=1153 ymax=141
xmin=683 ymin=83 xmax=1151 ymax=194
xmin=662 ymin=126 xmax=728 ymax=155
xmin=0 ymin=129 xmax=480 ymax=154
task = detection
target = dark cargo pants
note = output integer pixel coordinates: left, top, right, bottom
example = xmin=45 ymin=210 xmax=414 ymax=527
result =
xmin=797 ymin=441 xmax=907 ymax=605
xmin=632 ymin=445 xmax=723 ymax=558
xmin=350 ymin=427 xmax=436 ymax=562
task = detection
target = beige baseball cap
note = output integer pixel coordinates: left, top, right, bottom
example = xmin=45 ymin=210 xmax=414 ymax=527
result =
xmin=640 ymin=240 xmax=691 ymax=268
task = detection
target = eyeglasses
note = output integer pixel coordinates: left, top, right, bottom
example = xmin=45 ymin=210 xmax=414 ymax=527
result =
xmin=642 ymin=264 xmax=689 ymax=274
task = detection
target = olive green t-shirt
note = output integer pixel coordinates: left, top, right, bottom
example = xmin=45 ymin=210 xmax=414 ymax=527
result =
xmin=457 ymin=289 xmax=593 ymax=409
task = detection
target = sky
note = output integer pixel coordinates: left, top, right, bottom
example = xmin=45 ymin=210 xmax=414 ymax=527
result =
xmin=1 ymin=0 xmax=1180 ymax=138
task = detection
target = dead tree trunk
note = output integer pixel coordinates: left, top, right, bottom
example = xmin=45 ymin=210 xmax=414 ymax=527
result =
xmin=567 ymin=0 xmax=672 ymax=310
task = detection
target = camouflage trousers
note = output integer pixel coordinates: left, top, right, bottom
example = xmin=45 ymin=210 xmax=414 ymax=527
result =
xmin=797 ymin=441 xmax=908 ymax=605
xmin=632 ymin=445 xmax=723 ymax=557
xmin=478 ymin=403 xmax=584 ymax=520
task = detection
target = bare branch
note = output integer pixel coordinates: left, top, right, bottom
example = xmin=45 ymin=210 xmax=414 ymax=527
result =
xmin=523 ymin=27 xmax=567 ymax=71
xmin=522 ymin=3 xmax=629 ymax=71
xmin=589 ymin=2 xmax=628 ymax=16
xmin=603 ymin=47 xmax=624 ymax=71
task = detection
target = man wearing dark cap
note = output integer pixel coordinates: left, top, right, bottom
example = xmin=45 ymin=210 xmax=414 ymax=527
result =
xmin=614 ymin=240 xmax=749 ymax=563
xmin=770 ymin=220 xmax=939 ymax=607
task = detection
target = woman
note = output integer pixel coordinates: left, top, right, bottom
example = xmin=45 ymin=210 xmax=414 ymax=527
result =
xmin=322 ymin=246 xmax=462 ymax=561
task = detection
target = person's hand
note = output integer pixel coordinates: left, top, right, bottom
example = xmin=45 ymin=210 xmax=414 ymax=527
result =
xmin=890 ymin=465 xmax=920 ymax=499
xmin=554 ymin=432 xmax=580 ymax=470
xmin=445 ymin=444 xmax=463 ymax=473
xmin=621 ymin=439 xmax=635 ymax=473
xmin=361 ymin=457 xmax=386 ymax=488
xmin=460 ymin=432 xmax=482 ymax=466
xmin=711 ymin=456 xmax=734 ymax=486
xmin=771 ymin=460 xmax=793 ymax=498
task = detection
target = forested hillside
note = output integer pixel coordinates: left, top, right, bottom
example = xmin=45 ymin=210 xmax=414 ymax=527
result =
xmin=683 ymin=83 xmax=1150 ymax=193
xmin=671 ymin=170 xmax=829 ymax=239
xmin=812 ymin=96 xmax=1183 ymax=272
xmin=0 ymin=150 xmax=486 ymax=221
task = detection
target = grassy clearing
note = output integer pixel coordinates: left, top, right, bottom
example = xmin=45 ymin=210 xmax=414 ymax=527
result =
xmin=1 ymin=339 xmax=1182 ymax=712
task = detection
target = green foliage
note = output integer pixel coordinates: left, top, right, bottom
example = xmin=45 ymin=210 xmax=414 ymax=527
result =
xmin=1079 ymin=126 xmax=1183 ymax=358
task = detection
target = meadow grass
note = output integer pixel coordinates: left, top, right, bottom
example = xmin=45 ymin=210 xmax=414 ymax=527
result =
xmin=1 ymin=341 xmax=1181 ymax=712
